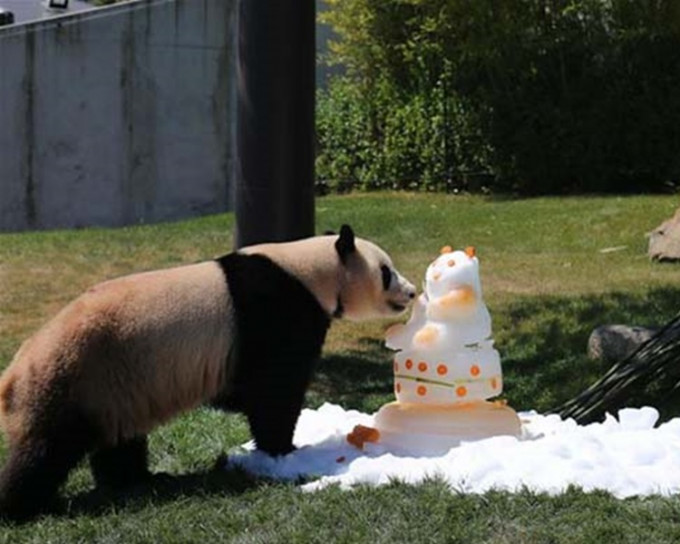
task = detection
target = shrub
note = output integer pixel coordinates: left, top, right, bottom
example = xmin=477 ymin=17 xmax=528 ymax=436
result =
xmin=316 ymin=60 xmax=492 ymax=193
xmin=316 ymin=0 xmax=680 ymax=194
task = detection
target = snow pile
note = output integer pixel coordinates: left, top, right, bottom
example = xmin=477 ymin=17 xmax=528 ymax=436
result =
xmin=227 ymin=403 xmax=680 ymax=498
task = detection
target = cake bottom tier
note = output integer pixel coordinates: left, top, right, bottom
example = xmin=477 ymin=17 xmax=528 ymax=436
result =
xmin=373 ymin=400 xmax=522 ymax=456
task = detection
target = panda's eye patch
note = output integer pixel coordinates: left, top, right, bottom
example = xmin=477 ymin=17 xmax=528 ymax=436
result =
xmin=381 ymin=265 xmax=392 ymax=290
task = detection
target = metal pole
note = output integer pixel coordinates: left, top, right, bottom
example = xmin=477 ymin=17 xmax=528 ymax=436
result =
xmin=234 ymin=0 xmax=316 ymax=248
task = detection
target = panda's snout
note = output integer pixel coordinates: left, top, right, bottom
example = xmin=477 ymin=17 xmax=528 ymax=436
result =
xmin=396 ymin=277 xmax=417 ymax=303
xmin=384 ymin=274 xmax=416 ymax=314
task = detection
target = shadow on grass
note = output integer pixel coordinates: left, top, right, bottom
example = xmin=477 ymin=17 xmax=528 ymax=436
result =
xmin=498 ymin=286 xmax=680 ymax=415
xmin=312 ymin=286 xmax=680 ymax=417
xmin=311 ymin=338 xmax=394 ymax=413
xmin=64 ymin=462 xmax=266 ymax=519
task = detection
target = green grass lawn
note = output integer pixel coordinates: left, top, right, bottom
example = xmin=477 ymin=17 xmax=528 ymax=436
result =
xmin=2 ymin=193 xmax=680 ymax=542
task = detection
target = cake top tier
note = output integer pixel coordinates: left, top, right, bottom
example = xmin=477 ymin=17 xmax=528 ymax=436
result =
xmin=424 ymin=246 xmax=484 ymax=323
xmin=386 ymin=246 xmax=493 ymax=352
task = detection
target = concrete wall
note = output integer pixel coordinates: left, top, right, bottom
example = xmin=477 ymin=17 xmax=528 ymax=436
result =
xmin=0 ymin=0 xmax=236 ymax=231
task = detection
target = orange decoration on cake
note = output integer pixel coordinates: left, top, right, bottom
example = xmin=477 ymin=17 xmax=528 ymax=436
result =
xmin=440 ymin=245 xmax=453 ymax=254
xmin=438 ymin=287 xmax=475 ymax=308
xmin=413 ymin=325 xmax=439 ymax=346
xmin=347 ymin=425 xmax=381 ymax=450
xmin=464 ymin=246 xmax=476 ymax=258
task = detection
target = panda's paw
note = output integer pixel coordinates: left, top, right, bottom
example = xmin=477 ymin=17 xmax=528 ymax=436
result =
xmin=148 ymin=471 xmax=173 ymax=485
xmin=0 ymin=495 xmax=64 ymax=524
xmin=278 ymin=444 xmax=297 ymax=457
xmin=94 ymin=468 xmax=154 ymax=492
xmin=258 ymin=443 xmax=296 ymax=458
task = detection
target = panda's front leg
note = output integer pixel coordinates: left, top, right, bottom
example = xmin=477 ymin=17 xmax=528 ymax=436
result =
xmin=210 ymin=374 xmax=302 ymax=455
xmin=245 ymin=389 xmax=304 ymax=456
xmin=243 ymin=360 xmax=314 ymax=457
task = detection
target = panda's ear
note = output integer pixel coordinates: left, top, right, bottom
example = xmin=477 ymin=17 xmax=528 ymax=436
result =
xmin=335 ymin=224 xmax=356 ymax=264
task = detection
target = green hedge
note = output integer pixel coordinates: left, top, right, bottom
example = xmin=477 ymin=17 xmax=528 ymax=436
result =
xmin=316 ymin=0 xmax=680 ymax=195
xmin=316 ymin=71 xmax=493 ymax=193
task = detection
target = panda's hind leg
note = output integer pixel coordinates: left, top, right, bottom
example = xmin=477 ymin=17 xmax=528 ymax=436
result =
xmin=0 ymin=420 xmax=95 ymax=522
xmin=89 ymin=436 xmax=151 ymax=490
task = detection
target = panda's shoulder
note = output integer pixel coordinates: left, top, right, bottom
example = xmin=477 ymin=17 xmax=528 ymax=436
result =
xmin=216 ymin=252 xmax=328 ymax=322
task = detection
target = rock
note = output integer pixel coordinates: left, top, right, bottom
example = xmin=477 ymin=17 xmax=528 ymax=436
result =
xmin=648 ymin=208 xmax=680 ymax=261
xmin=588 ymin=325 xmax=658 ymax=363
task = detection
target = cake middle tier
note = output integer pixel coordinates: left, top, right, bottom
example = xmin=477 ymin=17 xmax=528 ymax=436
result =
xmin=393 ymin=345 xmax=503 ymax=404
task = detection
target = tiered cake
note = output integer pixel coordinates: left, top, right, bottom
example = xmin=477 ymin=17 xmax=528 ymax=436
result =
xmin=372 ymin=246 xmax=521 ymax=455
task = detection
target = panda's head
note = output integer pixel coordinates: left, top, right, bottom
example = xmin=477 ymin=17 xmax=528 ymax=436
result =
xmin=334 ymin=225 xmax=416 ymax=321
xmin=240 ymin=225 xmax=416 ymax=321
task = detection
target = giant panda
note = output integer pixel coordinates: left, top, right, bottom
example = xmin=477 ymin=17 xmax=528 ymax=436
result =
xmin=0 ymin=224 xmax=416 ymax=521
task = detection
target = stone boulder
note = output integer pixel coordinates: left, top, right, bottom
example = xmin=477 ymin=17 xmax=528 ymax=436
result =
xmin=587 ymin=325 xmax=658 ymax=363
xmin=649 ymin=208 xmax=680 ymax=261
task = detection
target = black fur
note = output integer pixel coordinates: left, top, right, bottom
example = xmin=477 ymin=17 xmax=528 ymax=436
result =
xmin=213 ymin=252 xmax=331 ymax=456
xmin=90 ymin=436 xmax=151 ymax=489
xmin=332 ymin=296 xmax=344 ymax=319
xmin=335 ymin=225 xmax=356 ymax=264
xmin=0 ymin=402 xmax=98 ymax=522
